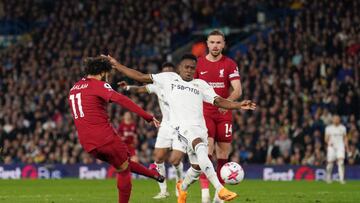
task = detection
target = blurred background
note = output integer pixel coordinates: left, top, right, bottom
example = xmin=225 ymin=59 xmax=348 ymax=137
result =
xmin=0 ymin=0 xmax=359 ymax=179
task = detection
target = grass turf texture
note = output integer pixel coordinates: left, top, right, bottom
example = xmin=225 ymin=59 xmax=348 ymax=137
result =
xmin=0 ymin=179 xmax=359 ymax=203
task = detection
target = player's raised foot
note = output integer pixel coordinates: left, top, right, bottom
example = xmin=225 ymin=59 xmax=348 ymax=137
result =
xmin=153 ymin=191 xmax=170 ymax=199
xmin=153 ymin=172 xmax=165 ymax=183
xmin=217 ymin=187 xmax=237 ymax=201
xmin=176 ymin=180 xmax=187 ymax=203
xmin=148 ymin=165 xmax=165 ymax=183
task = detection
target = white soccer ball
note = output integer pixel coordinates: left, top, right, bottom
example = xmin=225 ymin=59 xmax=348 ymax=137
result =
xmin=220 ymin=162 xmax=245 ymax=184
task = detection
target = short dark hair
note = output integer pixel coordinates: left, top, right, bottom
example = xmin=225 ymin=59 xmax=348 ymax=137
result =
xmin=180 ymin=53 xmax=197 ymax=62
xmin=161 ymin=62 xmax=175 ymax=69
xmin=83 ymin=56 xmax=112 ymax=75
xmin=207 ymin=29 xmax=225 ymax=40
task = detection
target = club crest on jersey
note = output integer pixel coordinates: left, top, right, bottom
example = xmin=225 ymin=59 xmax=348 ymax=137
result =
xmin=104 ymin=83 xmax=112 ymax=89
xmin=219 ymin=69 xmax=224 ymax=77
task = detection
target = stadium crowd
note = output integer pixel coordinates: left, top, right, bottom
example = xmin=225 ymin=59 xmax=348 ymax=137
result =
xmin=1 ymin=0 xmax=360 ymax=166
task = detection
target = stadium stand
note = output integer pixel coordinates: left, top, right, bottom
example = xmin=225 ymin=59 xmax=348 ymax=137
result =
xmin=0 ymin=0 xmax=359 ymax=167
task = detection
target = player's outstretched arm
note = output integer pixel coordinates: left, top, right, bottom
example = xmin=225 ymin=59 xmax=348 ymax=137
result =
xmin=118 ymin=81 xmax=149 ymax=94
xmin=109 ymin=91 xmax=157 ymax=124
xmin=101 ymin=55 xmax=152 ymax=83
xmin=214 ymin=97 xmax=256 ymax=110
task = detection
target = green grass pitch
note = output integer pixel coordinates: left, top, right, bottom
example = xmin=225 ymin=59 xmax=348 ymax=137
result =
xmin=0 ymin=179 xmax=359 ymax=202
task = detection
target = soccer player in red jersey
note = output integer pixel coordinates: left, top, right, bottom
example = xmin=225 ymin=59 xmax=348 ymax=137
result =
xmin=68 ymin=56 xmax=164 ymax=203
xmin=194 ymin=29 xmax=242 ymax=203
xmin=118 ymin=112 xmax=138 ymax=162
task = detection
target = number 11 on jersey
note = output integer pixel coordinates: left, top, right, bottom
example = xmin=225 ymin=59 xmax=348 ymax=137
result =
xmin=70 ymin=93 xmax=85 ymax=119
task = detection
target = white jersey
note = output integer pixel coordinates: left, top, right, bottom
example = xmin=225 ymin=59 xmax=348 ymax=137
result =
xmin=325 ymin=124 xmax=346 ymax=148
xmin=151 ymin=72 xmax=218 ymax=128
xmin=146 ymin=83 xmax=170 ymax=125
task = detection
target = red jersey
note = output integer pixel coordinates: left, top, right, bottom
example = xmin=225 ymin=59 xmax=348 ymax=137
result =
xmin=68 ymin=78 xmax=153 ymax=152
xmin=194 ymin=55 xmax=240 ymax=113
xmin=118 ymin=122 xmax=137 ymax=145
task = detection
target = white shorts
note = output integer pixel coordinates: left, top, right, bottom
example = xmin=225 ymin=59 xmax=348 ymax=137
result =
xmin=174 ymin=125 xmax=208 ymax=165
xmin=155 ymin=125 xmax=186 ymax=153
xmin=327 ymin=146 xmax=345 ymax=162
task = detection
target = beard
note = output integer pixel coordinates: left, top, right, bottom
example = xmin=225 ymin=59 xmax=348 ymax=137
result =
xmin=210 ymin=50 xmax=221 ymax=57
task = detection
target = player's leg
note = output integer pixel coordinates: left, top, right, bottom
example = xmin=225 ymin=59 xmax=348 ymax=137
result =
xmin=212 ymin=121 xmax=233 ymax=203
xmin=326 ymin=147 xmax=336 ymax=183
xmin=177 ymin=163 xmax=201 ymax=203
xmin=200 ymin=116 xmax=216 ymax=203
xmin=128 ymin=160 xmax=165 ymax=182
xmin=169 ymin=149 xmax=185 ymax=197
xmin=152 ymin=126 xmax=173 ymax=198
xmin=116 ymin=160 xmax=132 ymax=203
xmin=191 ymin=137 xmax=237 ymax=201
xmin=89 ymin=138 xmax=132 ymax=203
xmin=215 ymin=120 xmax=233 ymax=184
xmin=337 ymin=148 xmax=346 ymax=184
xmin=171 ymin=137 xmax=187 ymax=182
xmin=152 ymin=147 xmax=170 ymax=198
xmin=337 ymin=158 xmax=345 ymax=184
xmin=177 ymin=148 xmax=203 ymax=203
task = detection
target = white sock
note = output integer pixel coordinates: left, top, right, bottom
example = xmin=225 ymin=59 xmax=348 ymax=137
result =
xmin=174 ymin=162 xmax=184 ymax=181
xmin=337 ymin=160 xmax=345 ymax=182
xmin=326 ymin=162 xmax=334 ymax=181
xmin=213 ymin=191 xmax=224 ymax=203
xmin=181 ymin=167 xmax=201 ymax=191
xmin=201 ymin=188 xmax=210 ymax=201
xmin=195 ymin=143 xmax=223 ymax=191
xmin=155 ymin=162 xmax=167 ymax=193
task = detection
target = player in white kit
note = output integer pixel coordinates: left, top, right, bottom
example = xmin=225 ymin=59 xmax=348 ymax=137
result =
xmin=325 ymin=115 xmax=348 ymax=184
xmin=103 ymin=53 xmax=256 ymax=202
xmin=119 ymin=62 xmax=185 ymax=199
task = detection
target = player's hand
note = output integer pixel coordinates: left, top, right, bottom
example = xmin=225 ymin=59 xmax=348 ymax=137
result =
xmin=152 ymin=117 xmax=160 ymax=128
xmin=218 ymin=108 xmax=228 ymax=114
xmin=117 ymin=81 xmax=129 ymax=90
xmin=100 ymin=54 xmax=119 ymax=68
xmin=239 ymin=100 xmax=256 ymax=110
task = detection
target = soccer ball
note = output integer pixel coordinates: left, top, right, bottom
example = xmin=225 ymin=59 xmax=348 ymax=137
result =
xmin=220 ymin=162 xmax=244 ymax=184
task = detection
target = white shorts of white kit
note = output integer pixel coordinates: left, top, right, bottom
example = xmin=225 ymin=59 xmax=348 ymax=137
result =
xmin=173 ymin=125 xmax=208 ymax=165
xmin=155 ymin=124 xmax=186 ymax=153
xmin=327 ymin=145 xmax=345 ymax=162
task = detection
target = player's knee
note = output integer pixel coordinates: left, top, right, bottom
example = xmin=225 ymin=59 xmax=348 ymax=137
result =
xmin=116 ymin=160 xmax=129 ymax=172
xmin=170 ymin=156 xmax=181 ymax=166
xmin=192 ymin=138 xmax=204 ymax=151
xmin=153 ymin=149 xmax=167 ymax=163
xmin=337 ymin=159 xmax=344 ymax=165
xmin=216 ymin=142 xmax=231 ymax=158
xmin=191 ymin=164 xmax=201 ymax=171
xmin=216 ymin=150 xmax=229 ymax=159
xmin=169 ymin=150 xmax=184 ymax=166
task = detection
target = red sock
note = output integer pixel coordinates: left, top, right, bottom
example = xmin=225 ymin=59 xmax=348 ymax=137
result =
xmin=217 ymin=159 xmax=228 ymax=185
xmin=129 ymin=160 xmax=158 ymax=179
xmin=199 ymin=155 xmax=212 ymax=189
xmin=117 ymin=168 xmax=132 ymax=203
xmin=199 ymin=173 xmax=209 ymax=189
